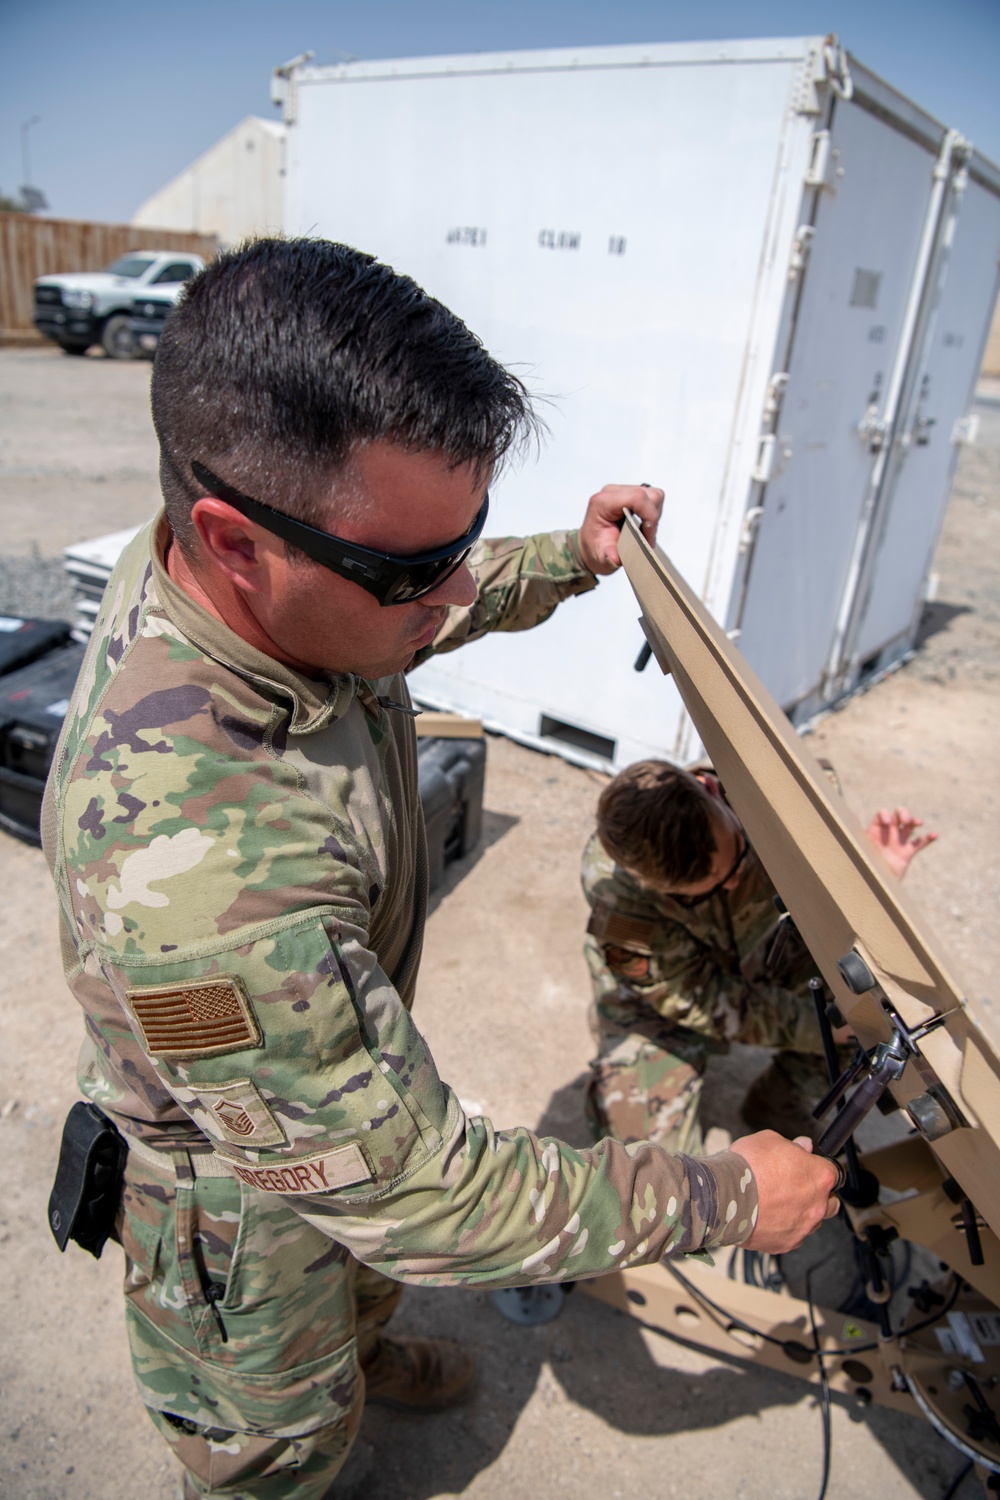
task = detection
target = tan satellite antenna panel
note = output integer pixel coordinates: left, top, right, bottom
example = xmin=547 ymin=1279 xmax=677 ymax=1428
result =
xmin=619 ymin=513 xmax=1000 ymax=1236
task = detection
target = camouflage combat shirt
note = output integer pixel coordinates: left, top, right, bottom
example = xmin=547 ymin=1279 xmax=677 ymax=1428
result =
xmin=43 ymin=515 xmax=759 ymax=1288
xmin=582 ymin=810 xmax=824 ymax=1053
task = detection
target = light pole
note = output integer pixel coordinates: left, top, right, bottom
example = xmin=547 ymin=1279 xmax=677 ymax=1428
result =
xmin=21 ymin=114 xmax=41 ymax=189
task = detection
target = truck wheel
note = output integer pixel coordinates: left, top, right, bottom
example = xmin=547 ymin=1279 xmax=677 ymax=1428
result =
xmin=101 ymin=314 xmax=135 ymax=360
xmin=57 ymin=338 xmax=91 ymax=355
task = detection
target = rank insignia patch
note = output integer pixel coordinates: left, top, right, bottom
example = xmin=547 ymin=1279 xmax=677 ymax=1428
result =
xmin=125 ymin=975 xmax=263 ymax=1059
xmin=193 ymin=1078 xmax=287 ymax=1148
xmin=216 ymin=1101 xmax=255 ymax=1136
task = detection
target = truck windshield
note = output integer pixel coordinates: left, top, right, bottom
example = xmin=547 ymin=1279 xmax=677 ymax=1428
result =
xmin=104 ymin=256 xmax=156 ymax=278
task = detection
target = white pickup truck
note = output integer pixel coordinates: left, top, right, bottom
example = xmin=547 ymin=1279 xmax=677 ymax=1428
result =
xmin=33 ymin=250 xmax=205 ymax=358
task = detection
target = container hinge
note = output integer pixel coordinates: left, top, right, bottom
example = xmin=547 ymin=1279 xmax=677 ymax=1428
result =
xmin=936 ymin=129 xmax=973 ymax=182
xmin=805 ymin=131 xmax=832 ymax=188
xmin=762 ymin=372 xmax=790 ymax=423
xmin=952 ymin=413 xmax=980 ymax=446
xmin=909 ymin=415 xmax=936 ymax=448
xmin=738 ymin=507 xmax=765 ymax=555
xmin=822 ymin=38 xmax=854 ymax=101
xmin=857 ymin=403 xmax=886 ymax=453
xmin=751 ymin=435 xmax=776 ymax=485
xmin=271 ymin=50 xmax=314 ymax=123
xmin=788 ymin=225 xmax=815 ymax=282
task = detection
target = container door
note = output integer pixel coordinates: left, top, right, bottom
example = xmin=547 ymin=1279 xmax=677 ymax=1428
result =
xmin=733 ymin=99 xmax=940 ymax=712
xmin=843 ymin=168 xmax=1000 ymax=670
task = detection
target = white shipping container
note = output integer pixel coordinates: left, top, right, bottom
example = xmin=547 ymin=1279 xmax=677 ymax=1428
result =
xmin=280 ymin=38 xmax=1000 ymax=769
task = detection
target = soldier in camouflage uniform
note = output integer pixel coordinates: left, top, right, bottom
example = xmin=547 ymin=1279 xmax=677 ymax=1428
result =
xmin=582 ymin=760 xmax=935 ymax=1153
xmin=43 ymin=239 xmax=839 ymax=1500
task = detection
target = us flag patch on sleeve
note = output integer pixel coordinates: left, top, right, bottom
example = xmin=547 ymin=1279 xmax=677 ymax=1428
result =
xmin=125 ymin=975 xmax=263 ymax=1059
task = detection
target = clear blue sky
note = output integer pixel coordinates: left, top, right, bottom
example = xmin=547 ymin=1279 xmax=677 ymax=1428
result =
xmin=2 ymin=0 xmax=998 ymax=224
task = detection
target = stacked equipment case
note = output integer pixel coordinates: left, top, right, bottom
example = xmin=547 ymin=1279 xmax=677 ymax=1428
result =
xmin=0 ymin=642 xmax=86 ymax=845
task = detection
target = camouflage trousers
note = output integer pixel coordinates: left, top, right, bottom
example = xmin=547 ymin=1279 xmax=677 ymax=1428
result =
xmin=585 ymin=1002 xmax=838 ymax=1154
xmin=118 ymin=1146 xmax=401 ymax=1499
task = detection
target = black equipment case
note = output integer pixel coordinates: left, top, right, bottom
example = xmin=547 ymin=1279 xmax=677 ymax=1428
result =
xmin=0 ymin=616 xmax=72 ymax=677
xmin=0 ymin=643 xmax=488 ymax=884
xmin=0 ymin=642 xmax=87 ymax=845
xmin=417 ymin=735 xmax=487 ymax=891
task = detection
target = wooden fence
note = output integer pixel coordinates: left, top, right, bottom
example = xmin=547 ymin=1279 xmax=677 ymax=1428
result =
xmin=2 ymin=209 xmax=998 ymax=378
xmin=0 ymin=214 xmax=217 ymax=336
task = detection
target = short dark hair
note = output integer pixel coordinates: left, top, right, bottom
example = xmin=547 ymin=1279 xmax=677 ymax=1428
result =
xmin=596 ymin=761 xmax=718 ymax=887
xmin=151 ymin=237 xmax=538 ymax=552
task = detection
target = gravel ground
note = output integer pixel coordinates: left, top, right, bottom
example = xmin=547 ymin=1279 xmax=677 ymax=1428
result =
xmin=0 ymin=346 xmax=997 ymax=1500
xmin=0 ymin=548 xmax=76 ymax=622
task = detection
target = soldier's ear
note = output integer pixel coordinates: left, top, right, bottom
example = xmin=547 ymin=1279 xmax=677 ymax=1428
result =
xmin=190 ymin=498 xmax=269 ymax=592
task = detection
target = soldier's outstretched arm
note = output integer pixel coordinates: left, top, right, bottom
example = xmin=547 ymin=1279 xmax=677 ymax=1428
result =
xmin=415 ymin=481 xmax=664 ymax=662
xmin=864 ymin=806 xmax=937 ymax=879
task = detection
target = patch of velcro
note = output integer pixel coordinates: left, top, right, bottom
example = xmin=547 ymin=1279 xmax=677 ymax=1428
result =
xmin=603 ymin=911 xmax=656 ymax=947
xmin=220 ymin=1141 xmax=373 ymax=1195
xmin=587 ymin=904 xmax=655 ymax=950
xmin=126 ymin=976 xmax=263 ymax=1059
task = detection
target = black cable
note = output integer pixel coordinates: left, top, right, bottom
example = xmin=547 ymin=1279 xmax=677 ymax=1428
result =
xmin=807 ymin=1270 xmax=833 ymax=1500
xmin=664 ymin=1261 xmax=791 ymax=1348
xmin=803 ymin=1266 xmax=965 ymax=1362
xmin=941 ymin=1459 xmax=973 ymax=1500
xmin=727 ymin=1245 xmax=783 ymax=1292
xmin=665 ymin=1260 xmax=974 ymax=1500
xmin=663 ymin=1260 xmax=963 ymax=1359
xmin=670 ymin=1258 xmax=835 ymax=1500
xmin=811 ymin=1270 xmax=963 ymax=1356
xmin=744 ymin=1248 xmax=763 ymax=1288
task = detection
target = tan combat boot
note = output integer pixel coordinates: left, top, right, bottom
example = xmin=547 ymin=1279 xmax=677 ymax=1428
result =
xmin=362 ymin=1335 xmax=476 ymax=1411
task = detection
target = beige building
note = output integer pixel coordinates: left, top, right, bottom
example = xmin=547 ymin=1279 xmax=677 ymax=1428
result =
xmin=132 ymin=116 xmax=285 ymax=247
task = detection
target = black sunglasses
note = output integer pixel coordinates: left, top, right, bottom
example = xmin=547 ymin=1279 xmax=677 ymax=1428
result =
xmin=191 ymin=461 xmax=489 ymax=606
xmin=669 ymin=833 xmax=750 ymax=909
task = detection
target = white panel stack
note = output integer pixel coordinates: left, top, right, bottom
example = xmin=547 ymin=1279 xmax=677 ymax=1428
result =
xmin=63 ymin=526 xmax=142 ymax=638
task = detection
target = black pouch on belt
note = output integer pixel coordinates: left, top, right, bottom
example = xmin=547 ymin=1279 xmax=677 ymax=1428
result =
xmin=48 ymin=1100 xmax=128 ymax=1259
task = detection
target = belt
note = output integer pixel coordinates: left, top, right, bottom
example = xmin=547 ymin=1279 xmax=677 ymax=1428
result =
xmin=127 ymin=1131 xmax=237 ymax=1180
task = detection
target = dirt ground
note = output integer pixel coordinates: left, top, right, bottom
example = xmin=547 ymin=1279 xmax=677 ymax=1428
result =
xmin=0 ymin=345 xmax=997 ymax=1500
